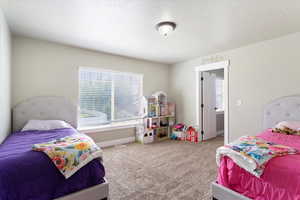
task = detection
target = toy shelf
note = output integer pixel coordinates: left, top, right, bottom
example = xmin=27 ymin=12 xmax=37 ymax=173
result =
xmin=149 ymin=115 xmax=175 ymax=119
xmin=153 ymin=126 xmax=169 ymax=129
xmin=136 ymin=92 xmax=176 ymax=144
xmin=144 ymin=115 xmax=175 ymax=141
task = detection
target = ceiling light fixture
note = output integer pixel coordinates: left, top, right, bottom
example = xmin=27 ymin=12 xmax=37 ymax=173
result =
xmin=156 ymin=21 xmax=177 ymax=37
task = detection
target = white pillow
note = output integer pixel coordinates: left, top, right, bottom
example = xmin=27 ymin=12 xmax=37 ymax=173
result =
xmin=21 ymin=120 xmax=72 ymax=131
xmin=274 ymin=121 xmax=300 ymax=131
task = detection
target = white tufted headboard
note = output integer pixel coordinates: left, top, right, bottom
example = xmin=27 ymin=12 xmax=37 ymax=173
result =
xmin=13 ymin=96 xmax=78 ymax=132
xmin=263 ymin=95 xmax=300 ymax=130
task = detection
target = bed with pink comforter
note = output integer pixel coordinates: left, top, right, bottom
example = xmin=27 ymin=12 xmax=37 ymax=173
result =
xmin=217 ymin=129 xmax=300 ymax=200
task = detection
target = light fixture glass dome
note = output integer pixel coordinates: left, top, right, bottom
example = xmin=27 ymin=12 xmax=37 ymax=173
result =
xmin=156 ymin=21 xmax=176 ymax=37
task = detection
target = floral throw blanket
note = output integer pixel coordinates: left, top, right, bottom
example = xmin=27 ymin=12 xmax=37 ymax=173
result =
xmin=216 ymin=136 xmax=298 ymax=177
xmin=33 ymin=134 xmax=102 ymax=178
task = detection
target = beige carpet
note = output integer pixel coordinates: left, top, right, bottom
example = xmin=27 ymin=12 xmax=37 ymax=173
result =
xmin=103 ymin=137 xmax=223 ymax=200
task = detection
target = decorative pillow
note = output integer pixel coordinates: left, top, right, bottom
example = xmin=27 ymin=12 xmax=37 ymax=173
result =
xmin=274 ymin=121 xmax=300 ymax=130
xmin=22 ymin=120 xmax=72 ymax=131
xmin=272 ymin=126 xmax=300 ymax=135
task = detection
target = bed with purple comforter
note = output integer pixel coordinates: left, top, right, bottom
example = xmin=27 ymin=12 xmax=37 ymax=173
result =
xmin=0 ymin=128 xmax=105 ymax=200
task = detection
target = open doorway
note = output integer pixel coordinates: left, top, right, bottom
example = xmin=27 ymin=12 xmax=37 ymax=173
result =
xmin=195 ymin=60 xmax=229 ymax=144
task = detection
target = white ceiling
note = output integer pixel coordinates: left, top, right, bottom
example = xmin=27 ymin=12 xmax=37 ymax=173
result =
xmin=1 ymin=0 xmax=300 ymax=64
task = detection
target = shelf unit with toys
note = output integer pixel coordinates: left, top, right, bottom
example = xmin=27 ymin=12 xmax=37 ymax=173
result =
xmin=136 ymin=91 xmax=176 ymax=143
xmin=145 ymin=115 xmax=175 ymax=141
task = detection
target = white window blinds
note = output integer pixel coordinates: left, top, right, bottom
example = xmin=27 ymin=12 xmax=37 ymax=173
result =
xmin=79 ymin=68 xmax=143 ymax=127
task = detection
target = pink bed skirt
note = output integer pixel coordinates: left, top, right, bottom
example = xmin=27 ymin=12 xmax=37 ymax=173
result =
xmin=217 ymin=129 xmax=300 ymax=200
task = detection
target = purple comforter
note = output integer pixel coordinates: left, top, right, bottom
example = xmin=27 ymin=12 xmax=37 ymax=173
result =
xmin=0 ymin=128 xmax=105 ymax=200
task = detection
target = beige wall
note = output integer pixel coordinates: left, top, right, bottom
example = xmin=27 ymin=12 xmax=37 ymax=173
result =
xmin=12 ymin=30 xmax=300 ymax=143
xmin=0 ymin=9 xmax=11 ymax=143
xmin=169 ymin=32 xmax=300 ymax=142
xmin=12 ymin=35 xmax=169 ymax=141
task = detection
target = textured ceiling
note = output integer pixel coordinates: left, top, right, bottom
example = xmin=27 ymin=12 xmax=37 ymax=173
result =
xmin=1 ymin=0 xmax=300 ymax=64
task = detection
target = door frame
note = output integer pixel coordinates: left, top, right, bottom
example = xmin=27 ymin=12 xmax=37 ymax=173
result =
xmin=195 ymin=60 xmax=230 ymax=144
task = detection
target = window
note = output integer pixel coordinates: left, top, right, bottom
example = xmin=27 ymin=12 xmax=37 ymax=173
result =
xmin=215 ymin=78 xmax=224 ymax=111
xmin=79 ymin=68 xmax=143 ymax=127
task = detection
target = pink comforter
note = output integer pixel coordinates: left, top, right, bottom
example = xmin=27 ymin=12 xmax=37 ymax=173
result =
xmin=217 ymin=129 xmax=300 ymax=200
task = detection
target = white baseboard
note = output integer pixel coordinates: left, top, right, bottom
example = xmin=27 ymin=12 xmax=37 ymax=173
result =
xmin=217 ymin=130 xmax=224 ymax=136
xmin=97 ymin=136 xmax=135 ymax=148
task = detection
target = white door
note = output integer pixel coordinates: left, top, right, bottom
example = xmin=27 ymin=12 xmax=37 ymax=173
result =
xmin=200 ymin=72 xmax=217 ymax=141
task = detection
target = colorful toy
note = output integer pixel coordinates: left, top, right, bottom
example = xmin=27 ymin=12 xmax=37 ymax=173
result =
xmin=170 ymin=133 xmax=177 ymax=140
xmin=171 ymin=123 xmax=187 ymax=140
xmin=186 ymin=126 xmax=198 ymax=143
xmin=174 ymin=123 xmax=185 ymax=130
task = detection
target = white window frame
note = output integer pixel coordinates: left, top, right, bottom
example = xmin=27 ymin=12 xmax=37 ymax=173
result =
xmin=78 ymin=67 xmax=144 ymax=130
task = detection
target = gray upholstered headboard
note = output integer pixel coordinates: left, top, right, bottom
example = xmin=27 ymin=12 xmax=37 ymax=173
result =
xmin=13 ymin=96 xmax=78 ymax=132
xmin=263 ymin=95 xmax=300 ymax=130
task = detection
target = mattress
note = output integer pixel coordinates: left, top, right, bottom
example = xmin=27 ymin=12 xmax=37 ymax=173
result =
xmin=217 ymin=129 xmax=300 ymax=200
xmin=0 ymin=128 xmax=105 ymax=200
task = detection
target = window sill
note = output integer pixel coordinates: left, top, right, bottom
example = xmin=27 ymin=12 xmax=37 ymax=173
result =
xmin=78 ymin=120 xmax=140 ymax=134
